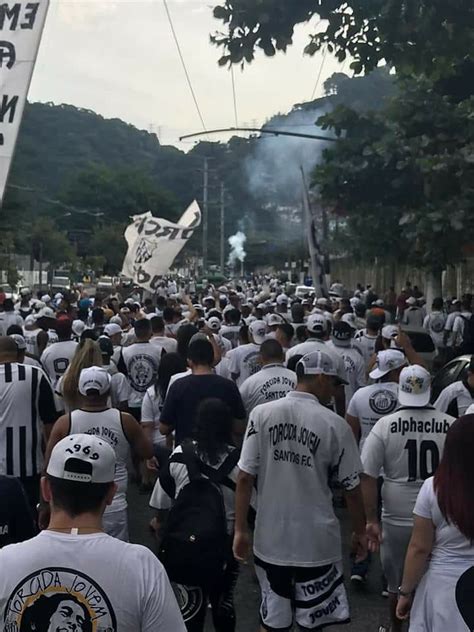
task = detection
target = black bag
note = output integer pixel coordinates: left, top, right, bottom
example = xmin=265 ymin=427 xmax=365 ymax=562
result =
xmin=459 ymin=314 xmax=474 ymax=353
xmin=158 ymin=444 xmax=239 ymax=589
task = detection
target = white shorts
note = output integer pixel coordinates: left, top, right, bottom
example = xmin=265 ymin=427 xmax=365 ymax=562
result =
xmin=102 ymin=508 xmax=129 ymax=542
xmin=254 ymin=557 xmax=349 ymax=630
xmin=380 ymin=523 xmax=412 ymax=594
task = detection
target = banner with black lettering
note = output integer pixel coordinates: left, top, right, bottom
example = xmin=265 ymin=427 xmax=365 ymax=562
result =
xmin=121 ymin=200 xmax=201 ymax=291
xmin=0 ymin=1 xmax=50 ymax=204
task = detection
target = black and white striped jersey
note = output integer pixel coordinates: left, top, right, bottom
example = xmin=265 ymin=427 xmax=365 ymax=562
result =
xmin=0 ymin=363 xmax=57 ymax=478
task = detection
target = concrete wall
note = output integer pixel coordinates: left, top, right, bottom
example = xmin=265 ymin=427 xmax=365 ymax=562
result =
xmin=330 ymin=257 xmax=474 ymax=298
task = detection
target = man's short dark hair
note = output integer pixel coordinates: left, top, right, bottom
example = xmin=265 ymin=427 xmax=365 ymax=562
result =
xmin=432 ymin=297 xmax=444 ymax=310
xmin=6 ymin=324 xmax=23 ymax=336
xmin=277 ymin=323 xmax=294 ymax=342
xmin=134 ymin=318 xmax=152 ymax=337
xmin=187 ymin=338 xmax=214 ymax=366
xmin=47 ymin=475 xmax=113 ymax=518
xmin=91 ymin=307 xmax=104 ymax=325
xmin=260 ymin=339 xmax=284 ymax=362
xmin=150 ymin=316 xmax=165 ymax=334
xmin=287 ymin=354 xmax=303 ymax=372
xmin=163 ymin=306 xmax=175 ymax=322
xmin=226 ymin=308 xmax=241 ymax=325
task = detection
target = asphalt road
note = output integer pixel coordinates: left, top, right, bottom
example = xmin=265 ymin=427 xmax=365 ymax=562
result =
xmin=128 ymin=483 xmax=393 ymax=632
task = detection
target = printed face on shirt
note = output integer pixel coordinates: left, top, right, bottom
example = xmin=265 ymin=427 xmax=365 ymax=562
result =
xmin=47 ymin=599 xmax=87 ymax=631
xmin=5 ymin=568 xmax=117 ymax=632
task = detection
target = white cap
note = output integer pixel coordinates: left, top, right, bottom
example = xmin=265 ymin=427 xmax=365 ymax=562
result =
xmin=78 ymin=366 xmax=111 ymax=396
xmin=54 ymin=293 xmax=63 ymax=300
xmin=382 ymin=325 xmax=398 ymax=340
xmin=9 ymin=334 xmax=26 ymax=350
xmin=36 ymin=307 xmax=56 ymax=320
xmin=47 ymin=433 xmax=116 ymax=483
xmin=406 ymin=296 xmax=417 ymax=305
xmin=375 ymin=299 xmax=384 ymax=307
xmin=267 ymin=313 xmax=285 ymax=327
xmin=20 ymin=287 xmax=31 ymax=296
xmin=398 ymin=365 xmax=431 ymax=407
xmin=24 ymin=314 xmax=37 ymax=327
xmin=72 ymin=320 xmax=86 ymax=337
xmin=341 ymin=313 xmax=358 ymax=329
xmin=206 ymin=316 xmax=222 ymax=331
xmin=297 ymin=350 xmax=348 ymax=385
xmin=249 ymin=320 xmax=267 ymax=344
xmin=369 ymin=349 xmax=407 ymax=380
xmin=307 ymin=313 xmax=327 ymax=334
xmin=110 ymin=315 xmax=123 ymax=326
xmin=104 ymin=323 xmax=122 ymax=337
xmin=276 ymin=293 xmax=288 ymax=305
xmin=40 ymin=294 xmax=51 ymax=303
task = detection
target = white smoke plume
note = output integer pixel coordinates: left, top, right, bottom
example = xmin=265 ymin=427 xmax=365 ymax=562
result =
xmin=227 ymin=231 xmax=247 ymax=266
xmin=245 ymin=106 xmax=329 ymax=204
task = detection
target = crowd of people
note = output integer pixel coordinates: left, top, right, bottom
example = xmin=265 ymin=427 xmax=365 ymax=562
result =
xmin=0 ymin=277 xmax=473 ymax=631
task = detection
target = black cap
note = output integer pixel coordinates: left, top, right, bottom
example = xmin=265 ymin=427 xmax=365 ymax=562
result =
xmin=332 ymin=321 xmax=353 ymax=342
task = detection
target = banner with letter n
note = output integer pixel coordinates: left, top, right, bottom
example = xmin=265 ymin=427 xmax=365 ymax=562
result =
xmin=121 ymin=200 xmax=201 ymax=292
xmin=0 ymin=1 xmax=50 ymax=205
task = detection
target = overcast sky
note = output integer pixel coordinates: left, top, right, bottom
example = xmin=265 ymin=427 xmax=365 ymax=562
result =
xmin=29 ymin=0 xmax=345 ymax=150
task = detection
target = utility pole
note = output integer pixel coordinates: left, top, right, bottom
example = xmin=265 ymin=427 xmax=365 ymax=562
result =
xmin=202 ymin=157 xmax=209 ymax=274
xmin=220 ymin=182 xmax=225 ymax=275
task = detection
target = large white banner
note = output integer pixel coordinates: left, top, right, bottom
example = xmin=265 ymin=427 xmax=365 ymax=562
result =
xmin=0 ymin=2 xmax=50 ymax=204
xmin=122 ymin=200 xmax=201 ymax=291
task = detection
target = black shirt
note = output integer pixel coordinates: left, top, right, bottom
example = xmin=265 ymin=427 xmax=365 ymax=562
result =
xmin=161 ymin=374 xmax=246 ymax=445
xmin=0 ymin=476 xmax=36 ymax=548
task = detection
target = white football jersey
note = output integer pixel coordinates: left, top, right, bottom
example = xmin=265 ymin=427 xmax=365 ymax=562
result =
xmin=346 ymin=382 xmax=399 ymax=448
xmin=228 ymin=343 xmax=261 ymax=386
xmin=239 ymin=364 xmax=296 ymax=413
xmin=40 ymin=340 xmax=78 ymax=388
xmin=362 ymin=406 xmax=455 ymax=526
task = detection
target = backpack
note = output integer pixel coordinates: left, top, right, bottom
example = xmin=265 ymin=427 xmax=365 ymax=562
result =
xmin=461 ymin=315 xmax=474 ymax=353
xmin=158 ymin=443 xmax=240 ymax=589
xmin=429 ymin=313 xmax=446 ymax=334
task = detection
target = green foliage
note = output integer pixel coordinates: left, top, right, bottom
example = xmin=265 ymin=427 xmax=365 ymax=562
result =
xmin=314 ymin=76 xmax=474 ymax=270
xmin=212 ymin=0 xmax=474 ymax=78
xmin=28 ymin=218 xmax=76 ymax=267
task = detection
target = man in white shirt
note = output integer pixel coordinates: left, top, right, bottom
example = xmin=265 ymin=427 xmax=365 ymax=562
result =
xmin=450 ymin=298 xmax=472 ymax=350
xmin=353 ymin=314 xmax=382 ymax=368
xmin=234 ymin=350 xmax=367 ymax=631
xmin=44 ymin=368 xmax=152 ymax=540
xmin=229 ymin=320 xmax=266 ymax=387
xmin=443 ymin=299 xmax=462 ymax=347
xmin=0 ymin=433 xmax=185 ymax=631
xmin=401 ymin=297 xmax=424 ymax=328
xmin=117 ymin=318 xmax=164 ymax=420
xmin=327 ymin=320 xmax=366 ymax=403
xmin=361 ymin=365 xmax=455 ymax=632
xmin=434 ymin=356 xmax=474 ymax=417
xmin=150 ymin=316 xmax=178 ymax=354
xmin=286 ymin=313 xmax=347 ymax=415
xmin=423 ymin=297 xmax=447 ymax=350
xmin=40 ymin=319 xmax=78 ymax=389
xmin=239 ymin=339 xmax=296 ymax=413
xmin=0 ymin=298 xmax=24 ymax=336
xmin=346 ymin=349 xmax=407 ymax=449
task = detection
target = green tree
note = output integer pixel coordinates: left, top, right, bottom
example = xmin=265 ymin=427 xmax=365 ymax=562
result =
xmin=88 ymin=223 xmax=128 ymax=275
xmin=313 ymin=76 xmax=474 ymax=289
xmin=212 ymin=0 xmax=474 ymax=77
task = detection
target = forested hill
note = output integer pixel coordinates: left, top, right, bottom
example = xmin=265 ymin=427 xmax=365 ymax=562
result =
xmin=1 ymin=68 xmax=395 ymax=273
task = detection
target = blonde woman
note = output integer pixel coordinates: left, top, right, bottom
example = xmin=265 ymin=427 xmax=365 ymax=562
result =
xmin=56 ymin=339 xmax=102 ymax=412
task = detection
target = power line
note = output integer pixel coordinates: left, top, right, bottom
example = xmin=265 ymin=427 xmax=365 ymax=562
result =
xmin=310 ymin=48 xmax=328 ymax=101
xmin=162 ymin=0 xmax=207 ymax=133
xmin=230 ymin=65 xmax=238 ymax=127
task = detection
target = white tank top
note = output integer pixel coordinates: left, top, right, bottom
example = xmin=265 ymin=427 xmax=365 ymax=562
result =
xmin=69 ymin=408 xmax=130 ymax=513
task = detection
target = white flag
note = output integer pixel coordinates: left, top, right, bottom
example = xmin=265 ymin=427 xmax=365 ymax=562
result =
xmin=0 ymin=2 xmax=50 ymax=204
xmin=122 ymin=200 xmax=201 ymax=291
